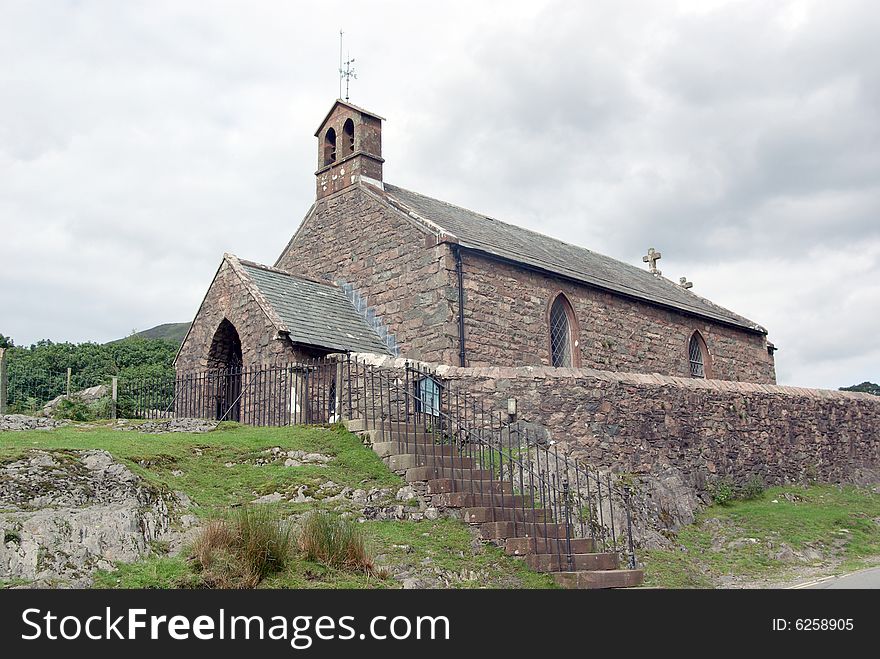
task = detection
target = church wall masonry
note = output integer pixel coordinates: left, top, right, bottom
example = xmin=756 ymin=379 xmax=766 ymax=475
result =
xmin=176 ymin=259 xmax=299 ymax=372
xmin=458 ymin=251 xmax=777 ymax=383
xmin=275 ymin=185 xmax=460 ymax=364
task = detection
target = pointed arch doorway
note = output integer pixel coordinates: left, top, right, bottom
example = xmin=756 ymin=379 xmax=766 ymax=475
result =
xmin=208 ymin=319 xmax=243 ymax=421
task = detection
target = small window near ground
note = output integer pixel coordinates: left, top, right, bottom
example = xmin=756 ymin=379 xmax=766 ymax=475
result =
xmin=415 ymin=376 xmax=441 ymax=416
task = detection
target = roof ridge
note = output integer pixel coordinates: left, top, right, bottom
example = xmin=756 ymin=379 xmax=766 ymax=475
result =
xmin=238 ymin=258 xmax=339 ymax=289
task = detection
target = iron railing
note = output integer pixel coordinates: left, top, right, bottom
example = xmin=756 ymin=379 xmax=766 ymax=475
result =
xmin=119 ymin=358 xmax=339 ymax=425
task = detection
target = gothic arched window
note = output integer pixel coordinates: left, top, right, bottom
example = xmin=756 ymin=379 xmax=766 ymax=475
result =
xmin=549 ymin=294 xmax=575 ymax=367
xmin=343 ymin=118 xmax=355 ymax=154
xmin=688 ymin=331 xmax=711 ymax=378
xmin=323 ymin=127 xmax=337 ymax=166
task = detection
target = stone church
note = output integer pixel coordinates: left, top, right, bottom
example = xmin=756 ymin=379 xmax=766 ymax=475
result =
xmin=175 ymin=99 xmax=777 ymax=385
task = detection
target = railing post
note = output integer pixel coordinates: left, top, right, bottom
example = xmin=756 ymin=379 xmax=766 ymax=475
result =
xmin=625 ymin=485 xmax=637 ymax=570
xmin=0 ymin=348 xmax=7 ymax=415
xmin=66 ymin=367 xmax=72 ymax=396
xmin=335 ymin=356 xmax=344 ymax=422
xmin=111 ymin=376 xmax=118 ymax=420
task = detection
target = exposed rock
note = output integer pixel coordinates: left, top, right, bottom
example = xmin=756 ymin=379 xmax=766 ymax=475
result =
xmin=0 ymin=415 xmax=67 ymax=432
xmin=132 ymin=418 xmax=219 ymax=434
xmin=0 ymin=449 xmax=184 ymax=587
xmin=42 ymin=385 xmax=108 ymax=417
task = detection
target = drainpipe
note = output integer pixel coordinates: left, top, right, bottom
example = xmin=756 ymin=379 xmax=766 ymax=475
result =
xmin=454 ymin=246 xmax=466 ymax=367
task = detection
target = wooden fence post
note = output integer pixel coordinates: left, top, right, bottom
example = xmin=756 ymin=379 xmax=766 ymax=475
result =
xmin=0 ymin=348 xmax=7 ymax=415
xmin=111 ymin=377 xmax=118 ymax=420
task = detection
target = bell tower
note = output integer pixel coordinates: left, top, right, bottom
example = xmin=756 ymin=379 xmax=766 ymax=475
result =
xmin=314 ymin=100 xmax=385 ymax=199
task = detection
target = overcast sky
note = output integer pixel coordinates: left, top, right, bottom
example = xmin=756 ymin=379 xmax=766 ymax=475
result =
xmin=2 ymin=0 xmax=878 ymax=389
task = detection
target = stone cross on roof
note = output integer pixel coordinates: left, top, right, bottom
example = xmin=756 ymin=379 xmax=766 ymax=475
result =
xmin=642 ymin=247 xmax=662 ymax=276
xmin=679 ymin=277 xmax=693 ymax=289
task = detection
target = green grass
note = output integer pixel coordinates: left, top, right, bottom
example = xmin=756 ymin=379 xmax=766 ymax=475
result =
xmin=641 ymin=484 xmax=880 ymax=588
xmin=0 ymin=423 xmax=402 ymax=516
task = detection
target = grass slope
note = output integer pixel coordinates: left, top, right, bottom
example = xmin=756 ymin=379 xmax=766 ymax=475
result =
xmin=2 ymin=422 xmax=556 ymax=589
xmin=108 ymin=323 xmax=190 ymax=345
xmin=642 ymin=484 xmax=880 ymax=588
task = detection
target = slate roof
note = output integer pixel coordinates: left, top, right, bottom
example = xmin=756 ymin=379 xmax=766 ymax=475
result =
xmin=380 ymin=183 xmax=766 ymax=334
xmin=239 ymin=261 xmax=392 ymax=354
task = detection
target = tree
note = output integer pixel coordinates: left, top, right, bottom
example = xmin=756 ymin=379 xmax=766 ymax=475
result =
xmin=0 ymin=334 xmax=13 ymax=348
xmin=840 ymin=382 xmax=880 ymax=396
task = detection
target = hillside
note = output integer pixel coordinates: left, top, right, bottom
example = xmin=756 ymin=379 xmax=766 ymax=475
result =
xmin=840 ymin=382 xmax=880 ymax=396
xmin=124 ymin=323 xmax=190 ymax=345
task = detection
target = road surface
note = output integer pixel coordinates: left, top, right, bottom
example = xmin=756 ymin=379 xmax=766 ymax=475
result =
xmin=795 ymin=567 xmax=880 ymax=589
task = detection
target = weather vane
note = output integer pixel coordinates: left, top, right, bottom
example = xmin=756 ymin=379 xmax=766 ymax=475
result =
xmin=339 ymin=30 xmax=357 ymax=101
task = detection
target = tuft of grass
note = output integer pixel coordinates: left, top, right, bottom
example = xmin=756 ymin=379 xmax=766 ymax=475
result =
xmin=298 ymin=510 xmax=375 ymax=574
xmin=190 ymin=506 xmax=294 ymax=588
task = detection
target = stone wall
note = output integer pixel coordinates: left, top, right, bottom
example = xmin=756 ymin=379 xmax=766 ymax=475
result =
xmin=429 ymin=362 xmax=880 ymax=491
xmin=275 ymin=184 xmax=459 ymax=364
xmin=175 ymin=258 xmax=300 ymax=372
xmin=459 ymin=251 xmax=777 ymax=383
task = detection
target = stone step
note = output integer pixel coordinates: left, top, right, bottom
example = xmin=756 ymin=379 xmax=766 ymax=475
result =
xmin=372 ymin=441 xmax=456 ymax=458
xmin=407 ymin=467 xmax=494 ymax=483
xmin=526 ymin=552 xmax=619 ymax=573
xmin=462 ymin=506 xmax=552 ymax=524
xmin=364 ymin=421 xmax=430 ymax=433
xmin=505 ymin=536 xmax=597 ymax=556
xmin=480 ymin=521 xmax=570 ymax=540
xmin=372 ymin=441 xmax=458 ymax=458
xmin=345 ymin=418 xmax=370 ymax=432
xmin=427 ymin=478 xmax=513 ymax=495
xmin=384 ymin=454 xmax=475 ymax=471
xmin=435 ymin=492 xmax=532 ymax=508
xmin=366 ymin=430 xmax=447 ymax=445
xmin=552 ymin=569 xmax=644 ymax=589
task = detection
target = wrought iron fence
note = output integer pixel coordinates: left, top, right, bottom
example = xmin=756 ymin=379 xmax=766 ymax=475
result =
xmin=119 ymin=358 xmax=340 ymax=425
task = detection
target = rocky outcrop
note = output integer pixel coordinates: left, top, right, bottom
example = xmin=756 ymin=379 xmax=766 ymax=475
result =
xmin=0 ymin=449 xmax=184 ymax=587
xmin=41 ymin=385 xmax=108 ymax=417
xmin=0 ymin=415 xmax=67 ymax=431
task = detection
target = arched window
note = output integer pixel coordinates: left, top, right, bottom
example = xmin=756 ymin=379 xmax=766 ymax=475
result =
xmin=688 ymin=331 xmax=711 ymax=378
xmin=323 ymin=127 xmax=337 ymax=166
xmin=343 ymin=118 xmax=355 ymax=154
xmin=549 ymin=294 xmax=575 ymax=367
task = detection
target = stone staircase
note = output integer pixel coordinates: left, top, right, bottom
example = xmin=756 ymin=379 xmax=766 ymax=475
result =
xmin=348 ymin=417 xmax=644 ymax=589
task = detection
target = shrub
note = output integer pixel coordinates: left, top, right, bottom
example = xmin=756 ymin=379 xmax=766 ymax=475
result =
xmin=708 ymin=477 xmax=735 ymax=506
xmin=52 ymin=396 xmax=96 ymax=422
xmin=298 ymin=510 xmax=374 ymax=573
xmin=738 ymin=475 xmax=766 ymax=501
xmin=190 ymin=507 xmax=293 ymax=588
